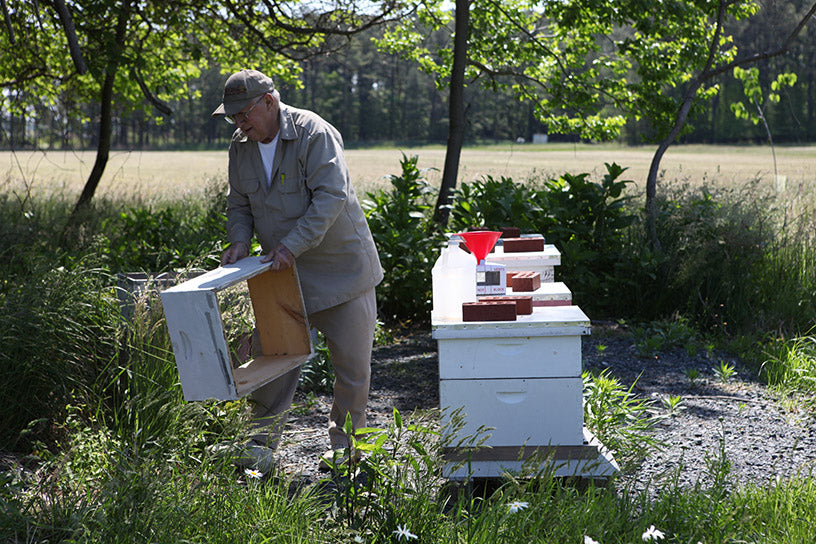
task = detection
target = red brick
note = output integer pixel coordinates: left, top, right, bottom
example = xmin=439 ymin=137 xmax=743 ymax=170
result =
xmin=500 ymin=226 xmax=521 ymax=238
xmin=502 ymin=236 xmax=545 ymax=253
xmin=478 ymin=295 xmax=533 ymax=315
xmin=462 ymin=301 xmax=517 ymax=321
xmin=511 ymin=271 xmax=541 ymax=292
xmin=505 ymin=271 xmax=519 ymax=289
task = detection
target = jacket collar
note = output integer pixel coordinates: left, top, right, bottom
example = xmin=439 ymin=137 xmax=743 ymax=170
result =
xmin=277 ymin=102 xmax=298 ymax=142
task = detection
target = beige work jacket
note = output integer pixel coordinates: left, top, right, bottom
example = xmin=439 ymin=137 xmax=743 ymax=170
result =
xmin=226 ymin=103 xmax=383 ymax=314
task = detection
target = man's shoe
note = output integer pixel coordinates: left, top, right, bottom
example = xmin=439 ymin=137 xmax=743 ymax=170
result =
xmin=318 ymin=447 xmax=362 ymax=471
xmin=207 ymin=440 xmax=277 ymax=474
xmin=241 ymin=442 xmax=277 ymax=474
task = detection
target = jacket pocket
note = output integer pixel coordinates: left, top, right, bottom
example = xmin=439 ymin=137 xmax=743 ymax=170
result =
xmin=234 ymin=175 xmax=261 ymax=195
xmin=277 ymin=174 xmax=310 ymax=219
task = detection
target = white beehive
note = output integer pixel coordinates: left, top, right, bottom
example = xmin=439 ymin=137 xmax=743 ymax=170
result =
xmin=488 ymin=243 xmax=561 ymax=282
xmin=433 ymin=305 xmax=618 ymax=479
xmin=160 ymin=257 xmax=313 ymax=401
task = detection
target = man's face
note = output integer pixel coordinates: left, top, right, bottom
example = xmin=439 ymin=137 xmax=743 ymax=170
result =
xmin=234 ymin=93 xmax=279 ymax=143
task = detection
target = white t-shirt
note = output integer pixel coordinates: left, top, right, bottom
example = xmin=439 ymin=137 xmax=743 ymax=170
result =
xmin=257 ymin=133 xmax=280 ymax=188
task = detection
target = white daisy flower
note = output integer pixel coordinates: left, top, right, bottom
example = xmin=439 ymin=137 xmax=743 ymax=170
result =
xmin=641 ymin=525 xmax=665 ymax=541
xmin=508 ymin=500 xmax=529 ymax=513
xmin=392 ymin=524 xmax=418 ymax=541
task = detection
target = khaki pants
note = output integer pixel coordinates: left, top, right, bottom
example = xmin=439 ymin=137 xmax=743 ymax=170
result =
xmin=249 ymin=287 xmax=377 ymax=450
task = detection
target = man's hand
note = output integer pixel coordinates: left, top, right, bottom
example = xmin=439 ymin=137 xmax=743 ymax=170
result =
xmin=220 ymin=241 xmax=249 ymax=266
xmin=261 ymin=243 xmax=294 ymax=271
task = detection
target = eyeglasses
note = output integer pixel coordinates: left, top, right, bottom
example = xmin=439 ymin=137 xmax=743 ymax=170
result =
xmin=225 ymin=95 xmax=264 ymax=125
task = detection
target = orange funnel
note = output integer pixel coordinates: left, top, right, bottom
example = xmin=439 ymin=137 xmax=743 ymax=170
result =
xmin=456 ymin=231 xmax=501 ymax=264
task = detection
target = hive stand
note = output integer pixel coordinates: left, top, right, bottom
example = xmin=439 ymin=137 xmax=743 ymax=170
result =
xmin=160 ymin=256 xmax=314 ymax=401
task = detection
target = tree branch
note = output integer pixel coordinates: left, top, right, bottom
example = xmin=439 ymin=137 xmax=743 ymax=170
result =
xmin=52 ymin=0 xmax=87 ymax=74
xmin=261 ymin=0 xmax=408 ymax=37
xmin=132 ymin=67 xmax=172 ymax=115
xmin=217 ymin=0 xmax=414 ymax=61
xmin=702 ymin=1 xmax=816 ymax=81
xmin=481 ymin=0 xmax=632 ymax=113
xmin=483 ymin=0 xmax=569 ymax=77
xmin=222 ymin=0 xmax=316 ymax=60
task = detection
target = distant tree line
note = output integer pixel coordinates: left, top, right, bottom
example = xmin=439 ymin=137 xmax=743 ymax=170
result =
xmin=2 ymin=2 xmax=815 ymax=152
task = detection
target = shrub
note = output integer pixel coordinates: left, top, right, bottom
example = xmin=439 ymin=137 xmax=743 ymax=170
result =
xmin=651 ymin=182 xmax=771 ymax=331
xmin=449 ymin=175 xmax=544 ymax=233
xmin=537 ymin=163 xmax=638 ymax=310
xmin=363 ymin=154 xmax=444 ymax=325
xmin=99 ymin=180 xmax=226 ymax=273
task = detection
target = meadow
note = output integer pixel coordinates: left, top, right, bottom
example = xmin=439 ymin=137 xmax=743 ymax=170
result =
xmin=3 ymin=143 xmax=816 ymax=202
xmin=2 ymin=144 xmax=816 ymax=542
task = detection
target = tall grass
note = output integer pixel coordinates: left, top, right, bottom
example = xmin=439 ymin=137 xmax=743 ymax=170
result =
xmin=760 ymin=332 xmax=816 ymax=413
xmin=0 ymin=181 xmax=228 ymax=450
xmin=5 ymin=394 xmax=816 ymax=542
xmin=645 ymin=179 xmax=816 ymax=334
xmin=0 ymin=252 xmax=119 ymax=450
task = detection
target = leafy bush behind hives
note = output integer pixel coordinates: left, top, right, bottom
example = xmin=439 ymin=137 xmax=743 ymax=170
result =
xmin=362 ymin=154 xmax=445 ymax=325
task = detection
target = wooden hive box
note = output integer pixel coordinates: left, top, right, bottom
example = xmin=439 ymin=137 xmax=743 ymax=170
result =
xmin=160 ymin=256 xmax=313 ymax=401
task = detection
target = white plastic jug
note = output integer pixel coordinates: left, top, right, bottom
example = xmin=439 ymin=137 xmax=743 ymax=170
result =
xmin=431 ymin=238 xmax=477 ymax=322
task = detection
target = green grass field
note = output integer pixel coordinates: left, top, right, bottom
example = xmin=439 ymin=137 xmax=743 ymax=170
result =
xmin=3 ymin=143 xmax=815 ymax=201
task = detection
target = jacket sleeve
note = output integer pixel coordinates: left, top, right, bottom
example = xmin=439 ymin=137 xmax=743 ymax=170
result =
xmin=226 ymin=141 xmax=255 ymax=247
xmin=279 ymin=127 xmax=349 ymax=257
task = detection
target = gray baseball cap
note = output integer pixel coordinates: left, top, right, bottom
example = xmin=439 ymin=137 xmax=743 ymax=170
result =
xmin=211 ymin=69 xmax=275 ymax=118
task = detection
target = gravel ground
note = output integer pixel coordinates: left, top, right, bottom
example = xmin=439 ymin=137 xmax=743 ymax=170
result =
xmin=277 ymin=324 xmax=816 ymax=493
xmin=582 ymin=324 xmax=816 ymax=494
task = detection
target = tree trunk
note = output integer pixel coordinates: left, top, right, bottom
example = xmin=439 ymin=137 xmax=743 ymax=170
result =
xmin=72 ymin=70 xmax=115 ymax=213
xmin=432 ymin=0 xmax=469 ymax=227
xmin=645 ymin=87 xmax=699 ymax=250
xmin=70 ymin=2 xmax=130 ymax=218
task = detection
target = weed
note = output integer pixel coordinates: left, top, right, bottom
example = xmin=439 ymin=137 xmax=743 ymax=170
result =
xmin=713 ymin=360 xmax=738 ymax=382
xmin=299 ymin=331 xmax=334 ymax=395
xmin=291 ymin=391 xmax=320 ymax=416
xmin=633 ymin=315 xmax=699 ymax=357
xmin=660 ymin=394 xmax=686 ymax=416
xmin=322 ymin=408 xmax=444 ymax=540
xmin=582 ymin=369 xmax=662 ymax=470
xmin=685 ymin=367 xmax=702 ymax=387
